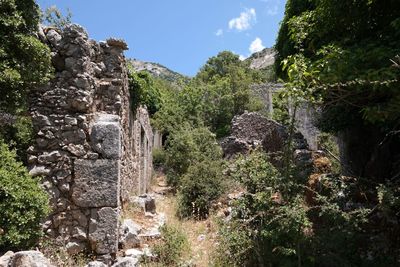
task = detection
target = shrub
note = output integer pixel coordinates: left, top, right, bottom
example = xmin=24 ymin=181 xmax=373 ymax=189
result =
xmin=151 ymin=224 xmax=189 ymax=266
xmin=214 ymin=150 xmax=313 ymax=266
xmin=215 ymin=149 xmax=387 ymax=266
xmin=0 ymin=140 xmax=50 ymax=250
xmin=152 ymin=148 xmax=166 ymax=169
xmin=0 ymin=115 xmax=34 ymax=164
xmin=164 ymin=126 xmax=222 ymax=187
xmin=177 ymin=160 xmax=224 ymax=219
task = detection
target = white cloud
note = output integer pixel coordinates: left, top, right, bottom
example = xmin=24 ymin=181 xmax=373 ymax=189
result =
xmin=215 ymin=29 xmax=223 ymax=36
xmin=239 ymin=55 xmax=247 ymax=61
xmin=228 ymin=8 xmax=256 ymax=31
xmin=249 ymin=37 xmax=265 ymax=54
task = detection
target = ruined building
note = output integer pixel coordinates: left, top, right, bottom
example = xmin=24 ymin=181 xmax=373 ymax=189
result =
xmin=28 ymin=24 xmax=153 ymax=256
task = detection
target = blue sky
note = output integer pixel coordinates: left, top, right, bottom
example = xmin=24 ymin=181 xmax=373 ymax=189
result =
xmin=36 ymin=0 xmax=286 ymax=76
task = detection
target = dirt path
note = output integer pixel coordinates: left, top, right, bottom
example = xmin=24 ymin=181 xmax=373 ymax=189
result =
xmin=152 ymin=174 xmax=219 ymax=267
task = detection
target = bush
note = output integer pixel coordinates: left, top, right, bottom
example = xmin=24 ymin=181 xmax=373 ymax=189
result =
xmin=164 ymin=126 xmax=222 ymax=187
xmin=214 ymin=149 xmax=390 ymax=266
xmin=177 ymin=160 xmax=224 ymax=219
xmin=151 ymin=224 xmax=189 ymax=266
xmin=0 ymin=115 xmax=34 ymax=164
xmin=0 ymin=140 xmax=50 ymax=250
xmin=152 ymin=148 xmax=166 ymax=169
xmin=214 ymin=150 xmax=313 ymax=267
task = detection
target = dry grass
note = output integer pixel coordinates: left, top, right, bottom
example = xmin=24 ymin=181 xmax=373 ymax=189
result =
xmin=39 ymin=238 xmax=92 ymax=267
xmin=156 ymin=192 xmax=219 ymax=267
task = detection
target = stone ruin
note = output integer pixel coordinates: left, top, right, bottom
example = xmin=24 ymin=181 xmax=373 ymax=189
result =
xmin=221 ymin=112 xmax=313 ymax=178
xmin=28 ymin=24 xmax=154 ymax=256
xmin=251 ymin=83 xmax=320 ymax=150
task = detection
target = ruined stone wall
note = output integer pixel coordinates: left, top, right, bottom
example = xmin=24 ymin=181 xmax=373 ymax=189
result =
xmin=251 ymin=82 xmax=320 ymax=150
xmin=250 ymin=83 xmax=283 ymax=116
xmin=29 ymin=24 xmax=153 ymax=257
xmin=294 ymin=103 xmax=319 ymax=150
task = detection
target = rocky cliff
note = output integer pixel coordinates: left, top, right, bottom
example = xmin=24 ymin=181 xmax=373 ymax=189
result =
xmin=128 ymin=58 xmax=189 ymax=84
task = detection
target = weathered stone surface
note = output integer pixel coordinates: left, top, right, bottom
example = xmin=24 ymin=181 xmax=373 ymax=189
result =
xmin=85 ymin=261 xmax=107 ymax=267
xmin=124 ymin=248 xmax=143 ymax=258
xmin=131 ymin=195 xmax=156 ymax=213
xmin=220 ymin=136 xmax=250 ymax=158
xmin=29 ymin=23 xmax=155 ymax=256
xmin=10 ymin=251 xmax=54 ymax=267
xmin=106 ymin=38 xmax=129 ymax=50
xmin=89 ymin=207 xmax=119 ymax=255
xmin=66 ymin=241 xmax=86 ymax=254
xmin=119 ymin=219 xmax=142 ymax=249
xmin=72 ymin=159 xmax=120 ymax=208
xmin=0 ymin=251 xmax=14 ymax=267
xmin=46 ymin=29 xmax=62 ymax=48
xmin=111 ymin=257 xmax=138 ymax=267
xmin=91 ymin=119 xmax=121 ymax=159
xmin=29 ymin=165 xmax=51 ymax=177
xmin=221 ymin=112 xmax=309 ymax=158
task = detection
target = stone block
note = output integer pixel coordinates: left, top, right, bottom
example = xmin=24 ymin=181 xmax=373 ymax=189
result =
xmin=72 ymin=159 xmax=120 ymax=208
xmin=119 ymin=219 xmax=142 ymax=249
xmin=89 ymin=207 xmax=119 ymax=255
xmin=91 ymin=117 xmax=121 ymax=159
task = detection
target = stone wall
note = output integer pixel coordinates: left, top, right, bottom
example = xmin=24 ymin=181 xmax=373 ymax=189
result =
xmin=251 ymin=82 xmax=320 ymax=150
xmin=29 ymin=24 xmax=153 ymax=256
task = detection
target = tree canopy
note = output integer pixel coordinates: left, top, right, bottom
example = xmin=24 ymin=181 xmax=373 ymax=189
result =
xmin=276 ymin=0 xmax=400 ymax=131
xmin=0 ymin=0 xmax=53 ymax=113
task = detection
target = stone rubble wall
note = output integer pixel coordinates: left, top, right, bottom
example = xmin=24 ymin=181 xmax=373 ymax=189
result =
xmin=29 ymin=24 xmax=153 ymax=256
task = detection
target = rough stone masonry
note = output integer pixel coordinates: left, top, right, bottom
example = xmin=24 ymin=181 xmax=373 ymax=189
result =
xmin=28 ymin=24 xmax=154 ymax=256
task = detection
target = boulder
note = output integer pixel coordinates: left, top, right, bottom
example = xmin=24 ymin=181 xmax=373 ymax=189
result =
xmin=10 ymin=251 xmax=54 ymax=267
xmin=119 ymin=219 xmax=142 ymax=249
xmin=124 ymin=248 xmax=143 ymax=258
xmin=45 ymin=29 xmax=62 ymax=48
xmin=0 ymin=251 xmax=14 ymax=267
xmin=111 ymin=257 xmax=138 ymax=267
xmin=85 ymin=261 xmax=107 ymax=267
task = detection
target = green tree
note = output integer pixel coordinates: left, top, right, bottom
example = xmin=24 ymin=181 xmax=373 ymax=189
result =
xmin=127 ymin=67 xmax=162 ymax=116
xmin=0 ymin=0 xmax=53 ymax=113
xmin=276 ymin=0 xmax=400 ymax=179
xmin=164 ymin=125 xmax=222 ymax=186
xmin=42 ymin=5 xmax=72 ymax=29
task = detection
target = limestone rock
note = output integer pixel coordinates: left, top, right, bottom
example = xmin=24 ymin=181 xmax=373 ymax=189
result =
xmin=0 ymin=251 xmax=14 ymax=267
xmin=29 ymin=165 xmax=51 ymax=177
xmin=85 ymin=261 xmax=107 ymax=267
xmin=10 ymin=251 xmax=53 ymax=267
xmin=132 ymin=195 xmax=156 ymax=213
xmin=119 ymin=219 xmax=141 ymax=249
xmin=89 ymin=207 xmax=119 ymax=254
xmin=46 ymin=29 xmax=62 ymax=48
xmin=220 ymin=136 xmax=250 ymax=158
xmin=65 ymin=144 xmax=86 ymax=157
xmin=111 ymin=257 xmax=138 ymax=267
xmin=91 ymin=118 xmax=121 ymax=159
xmin=66 ymin=241 xmax=86 ymax=254
xmin=72 ymin=159 xmax=120 ymax=208
xmin=124 ymin=248 xmax=143 ymax=258
xmin=106 ymin=38 xmax=129 ymax=50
